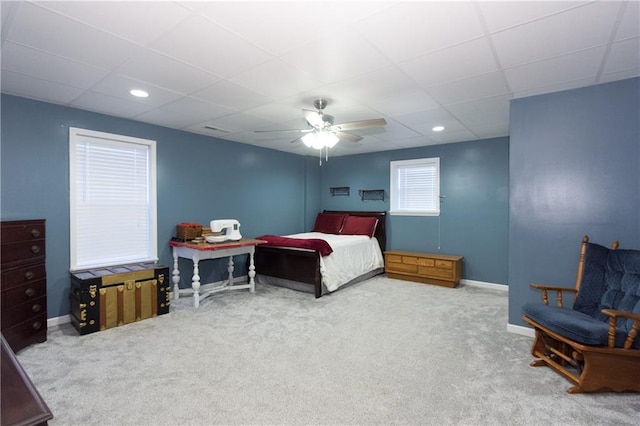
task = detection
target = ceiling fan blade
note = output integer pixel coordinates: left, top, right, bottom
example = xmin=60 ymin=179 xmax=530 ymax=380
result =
xmin=290 ymin=135 xmax=304 ymax=144
xmin=332 ymin=118 xmax=387 ymax=131
xmin=336 ymin=131 xmax=363 ymax=143
xmin=303 ymin=109 xmax=324 ymax=127
xmin=254 ymin=128 xmax=311 ymax=134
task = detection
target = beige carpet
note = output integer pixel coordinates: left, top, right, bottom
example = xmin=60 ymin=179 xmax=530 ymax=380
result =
xmin=16 ymin=276 xmax=639 ymax=425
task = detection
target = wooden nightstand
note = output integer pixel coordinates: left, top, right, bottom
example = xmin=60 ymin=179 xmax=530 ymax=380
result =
xmin=384 ymin=250 xmax=463 ymax=288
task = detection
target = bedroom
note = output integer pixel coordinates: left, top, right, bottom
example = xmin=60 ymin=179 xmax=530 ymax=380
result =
xmin=1 ymin=1 xmax=639 ymax=424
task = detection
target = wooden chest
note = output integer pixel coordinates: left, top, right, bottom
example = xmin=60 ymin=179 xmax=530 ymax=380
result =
xmin=70 ymin=263 xmax=170 ymax=335
xmin=1 ymin=219 xmax=47 ymax=353
xmin=385 ymin=250 xmax=463 ymax=288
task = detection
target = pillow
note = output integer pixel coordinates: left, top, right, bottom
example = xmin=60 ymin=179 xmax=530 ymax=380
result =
xmin=312 ymin=213 xmax=346 ymax=234
xmin=340 ymin=215 xmax=378 ymax=238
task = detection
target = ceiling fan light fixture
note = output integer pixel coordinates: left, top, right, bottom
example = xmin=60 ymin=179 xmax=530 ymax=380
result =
xmin=302 ymin=131 xmax=339 ymax=150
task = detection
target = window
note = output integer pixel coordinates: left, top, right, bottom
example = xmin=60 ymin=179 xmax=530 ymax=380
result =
xmin=390 ymin=157 xmax=440 ymax=216
xmin=69 ymin=127 xmax=157 ymax=271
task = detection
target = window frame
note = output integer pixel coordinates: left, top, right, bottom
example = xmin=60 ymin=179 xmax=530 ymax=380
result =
xmin=69 ymin=127 xmax=158 ymax=271
xmin=389 ymin=157 xmax=441 ymax=217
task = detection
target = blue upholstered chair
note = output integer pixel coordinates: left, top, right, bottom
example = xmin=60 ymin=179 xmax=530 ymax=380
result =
xmin=522 ymin=236 xmax=640 ymax=393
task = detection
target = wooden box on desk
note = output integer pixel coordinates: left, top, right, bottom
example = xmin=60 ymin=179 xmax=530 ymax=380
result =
xmin=69 ymin=263 xmax=170 ymax=335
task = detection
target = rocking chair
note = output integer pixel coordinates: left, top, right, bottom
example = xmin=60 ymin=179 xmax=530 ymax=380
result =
xmin=522 ymin=236 xmax=640 ymax=393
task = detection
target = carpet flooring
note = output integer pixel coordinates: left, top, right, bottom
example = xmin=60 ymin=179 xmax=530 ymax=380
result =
xmin=16 ymin=276 xmax=640 ymax=425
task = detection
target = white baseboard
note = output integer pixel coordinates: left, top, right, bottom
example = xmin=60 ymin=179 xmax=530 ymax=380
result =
xmin=507 ymin=323 xmax=535 ymax=337
xmin=460 ymin=279 xmax=508 ymax=292
xmin=48 ymin=314 xmax=71 ymax=327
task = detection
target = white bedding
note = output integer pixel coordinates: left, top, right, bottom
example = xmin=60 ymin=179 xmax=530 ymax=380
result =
xmin=283 ymin=232 xmax=384 ymax=292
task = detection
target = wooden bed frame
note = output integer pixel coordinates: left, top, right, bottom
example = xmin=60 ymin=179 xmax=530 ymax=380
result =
xmin=254 ymin=211 xmax=387 ymax=298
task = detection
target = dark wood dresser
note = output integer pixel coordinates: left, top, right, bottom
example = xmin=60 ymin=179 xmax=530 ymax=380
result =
xmin=1 ymin=219 xmax=47 ymax=353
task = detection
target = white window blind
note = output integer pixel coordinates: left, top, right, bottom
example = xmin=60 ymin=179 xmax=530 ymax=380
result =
xmin=69 ymin=127 xmax=157 ymax=271
xmin=390 ymin=157 xmax=440 ymax=216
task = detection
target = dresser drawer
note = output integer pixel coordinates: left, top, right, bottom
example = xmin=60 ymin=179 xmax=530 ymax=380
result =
xmin=2 ymin=313 xmax=47 ymax=353
xmin=386 ymin=261 xmax=418 ymax=274
xmin=403 ymin=256 xmax=435 ymax=267
xmin=1 ymin=240 xmax=46 ymax=267
xmin=1 ymin=220 xmax=45 ymax=244
xmin=1 ymin=263 xmax=46 ymax=291
xmin=1 ymin=296 xmax=46 ymax=329
xmin=418 ymin=266 xmax=454 ymax=279
xmin=2 ymin=279 xmax=46 ymax=308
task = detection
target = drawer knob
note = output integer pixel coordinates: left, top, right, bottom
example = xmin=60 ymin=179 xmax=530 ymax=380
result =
xmin=31 ymin=245 xmax=41 ymax=254
xmin=31 ymin=228 xmax=41 ymax=238
xmin=31 ymin=303 xmax=42 ymax=313
xmin=24 ymin=271 xmax=36 ymax=280
xmin=32 ymin=321 xmax=42 ymax=330
xmin=25 ymin=287 xmax=36 ymax=297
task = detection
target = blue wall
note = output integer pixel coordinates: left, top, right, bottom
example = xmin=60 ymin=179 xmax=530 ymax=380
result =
xmin=319 ymin=138 xmax=510 ymax=285
xmin=508 ymin=77 xmax=640 ymax=327
xmin=1 ymin=94 xmax=320 ymax=317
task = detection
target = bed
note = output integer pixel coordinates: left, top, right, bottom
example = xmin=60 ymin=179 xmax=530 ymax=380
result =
xmin=255 ymin=210 xmax=386 ymax=298
xmin=255 ymin=211 xmax=386 ymax=298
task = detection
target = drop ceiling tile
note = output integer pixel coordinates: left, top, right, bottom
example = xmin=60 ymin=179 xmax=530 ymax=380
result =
xmin=477 ymin=1 xmax=589 ymax=33
xmin=426 ymin=71 xmax=510 ymax=105
xmin=429 ymin=128 xmax=478 ymax=144
xmin=198 ymin=112 xmax=274 ymax=134
xmin=357 ymin=120 xmax=421 ymax=140
xmin=321 ymin=66 xmax=422 ymax=104
xmin=491 ymin=2 xmax=620 ymax=68
xmin=133 ymin=107 xmax=206 ymax=130
xmin=70 ymin=91 xmax=153 ymax=118
xmin=1 ymin=42 xmax=109 ymax=89
xmin=36 ymin=1 xmax=191 ymax=45
xmin=230 ymin=59 xmax=323 ymax=99
xmin=199 ymin=1 xmax=350 ymax=56
xmin=599 ymin=67 xmax=640 ymax=84
xmin=446 ymin=95 xmax=511 ymax=130
xmin=512 ymin=76 xmax=595 ymax=99
xmin=192 ymin=80 xmax=272 ymax=110
xmin=356 ymin=1 xmax=485 ymax=62
xmin=391 ymin=107 xmax=457 ymax=128
xmin=6 ymin=2 xmax=141 ymax=69
xmin=392 ymin=136 xmax=438 ymax=149
xmin=603 ymin=37 xmax=640 ymax=75
xmin=281 ymin=29 xmax=392 ymax=84
xmin=150 ymin=14 xmax=272 ymax=78
xmin=364 ymin=89 xmax=441 ymax=117
xmin=244 ymin=102 xmax=304 ymax=123
xmin=505 ymin=47 xmax=605 ymax=92
xmin=90 ymin=74 xmax=184 ymax=107
xmin=1 ymin=70 xmax=85 ymax=104
xmin=399 ymin=37 xmax=499 ymax=88
xmin=117 ymin=50 xmax=219 ymax=95
xmin=158 ymin=97 xmax=236 ymax=123
xmin=615 ymin=0 xmax=640 ymax=41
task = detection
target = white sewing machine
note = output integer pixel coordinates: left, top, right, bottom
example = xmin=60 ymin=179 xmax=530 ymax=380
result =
xmin=207 ymin=219 xmax=242 ymax=242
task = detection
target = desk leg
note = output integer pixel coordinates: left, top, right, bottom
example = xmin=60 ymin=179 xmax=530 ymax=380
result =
xmin=172 ymin=249 xmax=180 ymax=300
xmin=248 ymin=251 xmax=256 ymax=293
xmin=227 ymin=256 xmax=234 ymax=287
xmin=192 ymin=259 xmax=201 ymax=308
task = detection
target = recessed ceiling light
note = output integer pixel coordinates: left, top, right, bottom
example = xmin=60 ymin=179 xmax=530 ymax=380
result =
xmin=432 ymin=126 xmax=445 ymax=132
xmin=130 ymin=89 xmax=149 ymax=98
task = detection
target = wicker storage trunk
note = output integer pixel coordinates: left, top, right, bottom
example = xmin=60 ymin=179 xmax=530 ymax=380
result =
xmin=70 ymin=263 xmax=170 ymax=335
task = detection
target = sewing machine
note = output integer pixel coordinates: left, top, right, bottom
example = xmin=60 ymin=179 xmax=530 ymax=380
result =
xmin=207 ymin=219 xmax=242 ymax=242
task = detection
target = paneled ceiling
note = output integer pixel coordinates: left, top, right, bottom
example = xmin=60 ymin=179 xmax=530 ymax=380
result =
xmin=1 ymin=1 xmax=638 ymax=157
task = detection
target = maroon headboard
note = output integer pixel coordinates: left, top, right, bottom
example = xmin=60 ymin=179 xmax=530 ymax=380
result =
xmin=322 ymin=210 xmax=386 ymax=253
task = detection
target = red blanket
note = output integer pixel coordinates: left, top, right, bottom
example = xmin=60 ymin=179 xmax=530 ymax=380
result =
xmin=255 ymin=235 xmax=333 ymax=256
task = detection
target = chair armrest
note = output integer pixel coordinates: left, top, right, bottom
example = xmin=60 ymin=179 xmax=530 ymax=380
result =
xmin=530 ymin=284 xmax=577 ymax=307
xmin=601 ymin=309 xmax=640 ymax=349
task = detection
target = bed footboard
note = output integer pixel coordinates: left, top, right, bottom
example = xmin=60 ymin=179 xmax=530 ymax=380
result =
xmin=254 ymin=246 xmax=322 ymax=297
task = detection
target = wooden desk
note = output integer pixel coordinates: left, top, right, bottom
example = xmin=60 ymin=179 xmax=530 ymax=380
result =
xmin=1 ymin=335 xmax=53 ymax=426
xmin=169 ymin=238 xmax=265 ymax=307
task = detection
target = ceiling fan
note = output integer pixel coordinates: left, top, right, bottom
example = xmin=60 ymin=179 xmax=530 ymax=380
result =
xmin=254 ymin=98 xmax=386 ymax=147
